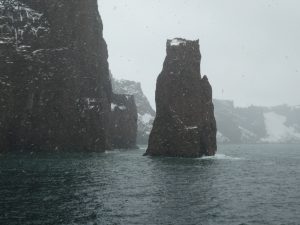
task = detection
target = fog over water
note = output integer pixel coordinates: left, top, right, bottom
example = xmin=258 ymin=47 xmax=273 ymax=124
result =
xmin=98 ymin=0 xmax=300 ymax=108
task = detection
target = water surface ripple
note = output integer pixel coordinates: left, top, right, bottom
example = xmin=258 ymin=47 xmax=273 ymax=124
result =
xmin=0 ymin=144 xmax=299 ymax=225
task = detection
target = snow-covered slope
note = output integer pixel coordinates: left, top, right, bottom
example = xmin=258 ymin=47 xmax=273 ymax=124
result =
xmin=261 ymin=112 xmax=300 ymax=143
xmin=214 ymin=100 xmax=300 ymax=144
xmin=112 ymin=78 xmax=155 ymax=144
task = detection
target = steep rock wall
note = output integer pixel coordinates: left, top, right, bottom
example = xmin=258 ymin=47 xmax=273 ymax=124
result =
xmin=0 ymin=0 xmax=111 ymax=152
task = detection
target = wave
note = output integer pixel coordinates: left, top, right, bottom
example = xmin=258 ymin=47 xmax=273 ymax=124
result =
xmin=104 ymin=150 xmax=121 ymax=154
xmin=200 ymin=154 xmax=244 ymax=161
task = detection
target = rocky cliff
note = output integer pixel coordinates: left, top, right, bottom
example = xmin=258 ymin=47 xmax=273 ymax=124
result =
xmin=111 ymin=76 xmax=300 ymax=145
xmin=215 ymin=100 xmax=300 ymax=144
xmin=0 ymin=0 xmax=112 ymax=152
xmin=145 ymin=38 xmax=217 ymax=157
xmin=112 ymin=78 xmax=155 ymax=144
xmin=110 ymin=94 xmax=138 ymax=149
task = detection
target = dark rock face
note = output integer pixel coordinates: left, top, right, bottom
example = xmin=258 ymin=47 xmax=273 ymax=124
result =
xmin=112 ymin=78 xmax=155 ymax=144
xmin=110 ymin=94 xmax=138 ymax=149
xmin=0 ymin=0 xmax=111 ymax=152
xmin=145 ymin=38 xmax=217 ymax=157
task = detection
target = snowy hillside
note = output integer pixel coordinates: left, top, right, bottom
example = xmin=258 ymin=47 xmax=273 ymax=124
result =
xmin=214 ymin=100 xmax=300 ymax=144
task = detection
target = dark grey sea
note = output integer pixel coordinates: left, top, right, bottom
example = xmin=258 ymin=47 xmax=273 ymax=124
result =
xmin=0 ymin=144 xmax=299 ymax=225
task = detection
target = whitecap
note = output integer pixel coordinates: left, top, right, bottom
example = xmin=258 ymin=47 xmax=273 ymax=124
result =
xmin=104 ymin=150 xmax=120 ymax=154
xmin=200 ymin=154 xmax=244 ymax=161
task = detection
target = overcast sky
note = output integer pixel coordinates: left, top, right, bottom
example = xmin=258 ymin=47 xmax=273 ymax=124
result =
xmin=98 ymin=0 xmax=300 ymax=108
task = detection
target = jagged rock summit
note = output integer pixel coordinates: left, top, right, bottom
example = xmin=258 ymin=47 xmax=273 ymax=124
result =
xmin=145 ymin=38 xmax=217 ymax=157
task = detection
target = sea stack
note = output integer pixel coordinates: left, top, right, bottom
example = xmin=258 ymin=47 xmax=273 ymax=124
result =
xmin=145 ymin=38 xmax=217 ymax=157
xmin=110 ymin=94 xmax=138 ymax=149
xmin=112 ymin=78 xmax=156 ymax=145
xmin=0 ymin=0 xmax=112 ymax=152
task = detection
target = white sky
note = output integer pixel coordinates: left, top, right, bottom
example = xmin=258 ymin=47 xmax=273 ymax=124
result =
xmin=98 ymin=0 xmax=300 ymax=108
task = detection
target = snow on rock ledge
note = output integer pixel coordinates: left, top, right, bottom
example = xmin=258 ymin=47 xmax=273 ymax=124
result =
xmin=111 ymin=103 xmax=126 ymax=111
xmin=169 ymin=38 xmax=187 ymax=46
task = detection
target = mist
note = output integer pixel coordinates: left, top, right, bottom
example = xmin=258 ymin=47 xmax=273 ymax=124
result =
xmin=1 ymin=1 xmax=300 ymax=224
xmin=98 ymin=0 xmax=300 ymax=108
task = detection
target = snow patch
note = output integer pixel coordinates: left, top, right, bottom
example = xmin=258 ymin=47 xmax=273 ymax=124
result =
xmin=139 ymin=113 xmax=153 ymax=124
xmin=238 ymin=126 xmax=257 ymax=141
xmin=0 ymin=81 xmax=11 ymax=87
xmin=170 ymin=38 xmax=186 ymax=46
xmin=292 ymin=105 xmax=300 ymax=110
xmin=118 ymin=105 xmax=126 ymax=110
xmin=85 ymin=98 xmax=96 ymax=110
xmin=32 ymin=49 xmax=44 ymax=55
xmin=185 ymin=126 xmax=198 ymax=130
xmin=217 ymin=131 xmax=230 ymax=143
xmin=261 ymin=112 xmax=300 ymax=143
xmin=111 ymin=103 xmax=126 ymax=111
xmin=111 ymin=103 xmax=117 ymax=111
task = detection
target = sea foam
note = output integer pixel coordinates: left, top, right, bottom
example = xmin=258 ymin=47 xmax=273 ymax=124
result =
xmin=200 ymin=154 xmax=244 ymax=161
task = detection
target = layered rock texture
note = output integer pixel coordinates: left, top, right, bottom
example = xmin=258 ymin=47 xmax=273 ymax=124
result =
xmin=0 ymin=0 xmax=112 ymax=152
xmin=145 ymin=38 xmax=217 ymax=157
xmin=112 ymin=78 xmax=155 ymax=144
xmin=215 ymin=100 xmax=300 ymax=144
xmin=110 ymin=94 xmax=138 ymax=149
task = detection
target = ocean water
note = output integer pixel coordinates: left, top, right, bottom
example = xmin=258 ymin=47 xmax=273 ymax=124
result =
xmin=0 ymin=144 xmax=299 ymax=225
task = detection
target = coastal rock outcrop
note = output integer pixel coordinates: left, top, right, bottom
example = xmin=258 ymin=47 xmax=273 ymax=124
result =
xmin=110 ymin=94 xmax=138 ymax=149
xmin=145 ymin=38 xmax=217 ymax=157
xmin=112 ymin=78 xmax=155 ymax=144
xmin=0 ymin=0 xmax=112 ymax=152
